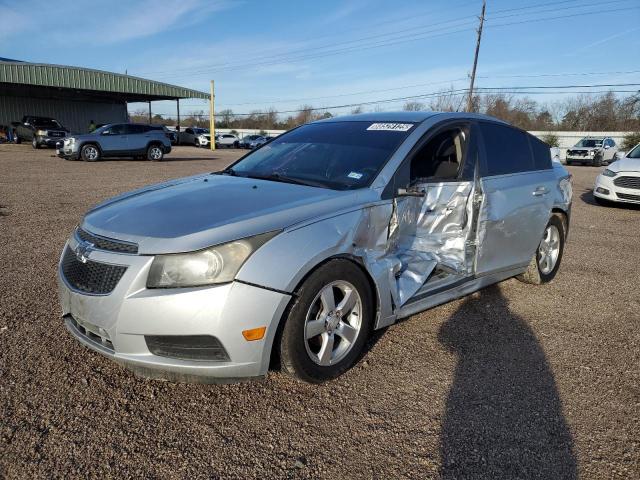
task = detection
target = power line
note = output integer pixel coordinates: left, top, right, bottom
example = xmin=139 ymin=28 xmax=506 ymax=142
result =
xmin=142 ymin=1 xmax=638 ymax=81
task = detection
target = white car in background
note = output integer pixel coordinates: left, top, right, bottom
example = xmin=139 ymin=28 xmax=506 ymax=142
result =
xmin=216 ymin=133 xmax=239 ymax=148
xmin=179 ymin=127 xmax=209 ymax=146
xmin=593 ymin=143 xmax=640 ymax=205
xmin=566 ymin=136 xmax=618 ymax=167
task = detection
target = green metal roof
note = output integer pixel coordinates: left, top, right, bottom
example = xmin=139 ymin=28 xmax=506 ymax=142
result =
xmin=0 ymin=61 xmax=209 ymax=101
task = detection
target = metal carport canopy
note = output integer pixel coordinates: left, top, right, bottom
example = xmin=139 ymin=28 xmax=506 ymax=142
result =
xmin=0 ymin=61 xmax=209 ymax=101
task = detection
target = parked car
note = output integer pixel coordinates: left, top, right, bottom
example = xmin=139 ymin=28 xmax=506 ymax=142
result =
xmin=178 ymin=127 xmax=208 ymax=146
xmin=565 ymin=136 xmax=618 ymax=166
xmin=12 ymin=116 xmax=69 ymax=148
xmin=593 ymin=142 xmax=640 ymax=205
xmin=248 ymin=136 xmax=270 ymax=149
xmin=163 ymin=126 xmax=179 ymax=145
xmin=58 ymin=123 xmax=172 ymax=162
xmin=196 ymin=131 xmax=211 ymax=148
xmin=239 ymin=134 xmax=262 ymax=148
xmin=57 ymin=112 xmax=571 ymax=384
xmin=216 ymin=133 xmax=239 ymax=148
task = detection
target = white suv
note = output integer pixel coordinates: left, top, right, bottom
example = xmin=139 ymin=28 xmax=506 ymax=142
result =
xmin=215 ymin=134 xmax=239 ymax=148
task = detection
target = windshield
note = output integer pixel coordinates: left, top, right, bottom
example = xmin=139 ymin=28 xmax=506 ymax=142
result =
xmin=229 ymin=121 xmax=415 ymax=190
xmin=194 ymin=128 xmax=209 ymax=134
xmin=627 ymin=143 xmax=640 ymax=158
xmin=575 ymin=139 xmax=603 ymax=148
xmin=33 ymin=118 xmax=62 ymax=129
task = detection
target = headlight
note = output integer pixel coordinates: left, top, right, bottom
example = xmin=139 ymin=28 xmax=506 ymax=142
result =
xmin=602 ymin=169 xmax=617 ymax=177
xmin=589 ymin=150 xmax=595 ymax=156
xmin=146 ymin=231 xmax=278 ymax=288
xmin=36 ymin=129 xmax=48 ymax=136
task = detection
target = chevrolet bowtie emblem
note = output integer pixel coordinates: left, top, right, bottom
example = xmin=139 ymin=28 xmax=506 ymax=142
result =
xmin=74 ymin=241 xmax=94 ymax=263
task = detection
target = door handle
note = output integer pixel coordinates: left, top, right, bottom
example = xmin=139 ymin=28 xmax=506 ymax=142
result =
xmin=532 ymin=186 xmax=549 ymax=196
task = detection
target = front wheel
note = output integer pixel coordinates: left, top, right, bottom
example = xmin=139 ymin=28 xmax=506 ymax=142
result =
xmin=517 ymin=214 xmax=566 ymax=285
xmin=279 ymin=260 xmax=374 ymax=383
xmin=80 ymin=144 xmax=100 ymax=162
xmin=32 ymin=137 xmax=40 ymax=149
xmin=147 ymin=144 xmax=164 ymax=161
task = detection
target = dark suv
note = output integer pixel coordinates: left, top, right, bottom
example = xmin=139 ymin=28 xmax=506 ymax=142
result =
xmin=58 ymin=123 xmax=172 ymax=161
xmin=12 ymin=116 xmax=69 ymax=148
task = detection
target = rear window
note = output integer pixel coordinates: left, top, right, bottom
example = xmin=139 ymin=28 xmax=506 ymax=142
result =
xmin=480 ymin=122 xmax=534 ymax=176
xmin=230 ymin=121 xmax=415 ymax=190
xmin=529 ymin=136 xmax=552 ymax=170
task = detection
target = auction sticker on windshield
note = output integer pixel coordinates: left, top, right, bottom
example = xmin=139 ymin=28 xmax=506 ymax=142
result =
xmin=366 ymin=123 xmax=413 ymax=132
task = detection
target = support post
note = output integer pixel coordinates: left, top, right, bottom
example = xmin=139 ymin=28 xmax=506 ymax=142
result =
xmin=209 ymin=80 xmax=216 ymax=151
xmin=467 ymin=0 xmax=486 ymax=112
xmin=148 ymin=101 xmax=152 ymax=124
xmin=176 ymin=98 xmax=180 ymax=129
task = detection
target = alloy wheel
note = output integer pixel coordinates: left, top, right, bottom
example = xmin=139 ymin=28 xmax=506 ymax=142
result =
xmin=304 ymin=281 xmax=362 ymax=366
xmin=538 ymin=224 xmax=560 ymax=274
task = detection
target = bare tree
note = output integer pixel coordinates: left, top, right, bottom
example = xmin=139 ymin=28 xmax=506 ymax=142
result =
xmin=403 ymin=101 xmax=425 ymax=111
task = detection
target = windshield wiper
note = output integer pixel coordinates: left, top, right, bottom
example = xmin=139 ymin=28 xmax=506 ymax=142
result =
xmin=244 ymin=172 xmax=321 ymax=187
xmin=216 ymin=167 xmax=237 ymax=176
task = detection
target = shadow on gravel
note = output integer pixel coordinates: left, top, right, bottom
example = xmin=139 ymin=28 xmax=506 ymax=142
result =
xmin=580 ymin=190 xmax=640 ymax=210
xmin=438 ymin=286 xmax=577 ymax=479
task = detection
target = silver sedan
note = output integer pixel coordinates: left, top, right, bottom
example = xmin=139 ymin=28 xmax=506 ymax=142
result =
xmin=58 ymin=112 xmax=572 ymax=383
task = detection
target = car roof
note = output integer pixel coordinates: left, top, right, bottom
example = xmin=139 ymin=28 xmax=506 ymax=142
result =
xmin=311 ymin=111 xmax=508 ymax=125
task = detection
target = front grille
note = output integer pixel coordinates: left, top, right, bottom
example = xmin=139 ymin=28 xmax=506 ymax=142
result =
xmin=613 ymin=176 xmax=640 ymax=190
xmin=616 ymin=192 xmax=640 ymax=201
xmin=61 ymin=247 xmax=127 ymax=295
xmin=145 ymin=335 xmax=230 ymax=362
xmin=76 ymin=228 xmax=138 ymax=254
xmin=567 ymin=150 xmax=587 ymax=157
xmin=49 ymin=131 xmax=65 ymax=137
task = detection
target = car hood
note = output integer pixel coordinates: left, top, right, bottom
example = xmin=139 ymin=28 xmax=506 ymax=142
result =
xmin=82 ymin=174 xmax=371 ymax=254
xmin=608 ymin=157 xmax=640 ymax=173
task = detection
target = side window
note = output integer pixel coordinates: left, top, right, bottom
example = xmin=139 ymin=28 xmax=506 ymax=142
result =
xmin=409 ymin=126 xmax=470 ymax=182
xmin=529 ymin=135 xmax=552 ymax=170
xmin=480 ymin=123 xmax=534 ymax=176
xmin=128 ymin=125 xmax=146 ymax=134
xmin=185 ymin=128 xmax=193 ymax=134
xmin=109 ymin=124 xmax=126 ymax=135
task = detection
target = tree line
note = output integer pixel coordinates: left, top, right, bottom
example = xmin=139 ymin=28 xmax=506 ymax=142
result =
xmin=130 ymin=90 xmax=640 ymax=135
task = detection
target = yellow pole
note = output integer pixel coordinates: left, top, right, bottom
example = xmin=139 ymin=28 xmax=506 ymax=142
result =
xmin=209 ymin=80 xmax=216 ymax=151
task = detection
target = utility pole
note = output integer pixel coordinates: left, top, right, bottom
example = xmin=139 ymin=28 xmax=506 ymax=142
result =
xmin=467 ymin=0 xmax=486 ymax=112
xmin=209 ymin=80 xmax=216 ymax=151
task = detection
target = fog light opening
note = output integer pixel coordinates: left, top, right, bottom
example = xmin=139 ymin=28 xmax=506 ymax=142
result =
xmin=595 ymin=187 xmax=610 ymax=195
xmin=242 ymin=327 xmax=266 ymax=341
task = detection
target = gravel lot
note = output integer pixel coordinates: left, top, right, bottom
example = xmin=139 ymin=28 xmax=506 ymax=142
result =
xmin=1 ymin=144 xmax=639 ymax=479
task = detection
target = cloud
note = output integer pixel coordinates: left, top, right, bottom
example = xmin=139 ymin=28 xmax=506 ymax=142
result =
xmin=0 ymin=0 xmax=238 ymax=45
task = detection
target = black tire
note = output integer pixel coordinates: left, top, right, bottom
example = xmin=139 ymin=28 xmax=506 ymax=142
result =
xmin=15 ymin=136 xmax=21 ymax=144
xmin=517 ymin=214 xmax=566 ymax=285
xmin=592 ymin=155 xmax=602 ymax=167
xmin=32 ymin=137 xmax=40 ymax=149
xmin=147 ymin=144 xmax=164 ymax=161
xmin=279 ymin=259 xmax=374 ymax=383
xmin=565 ymin=160 xmax=572 ymax=166
xmin=80 ymin=144 xmax=100 ymax=162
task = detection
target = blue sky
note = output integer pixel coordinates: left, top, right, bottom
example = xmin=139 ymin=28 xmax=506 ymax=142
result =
xmin=2 ymin=0 xmax=639 ymax=119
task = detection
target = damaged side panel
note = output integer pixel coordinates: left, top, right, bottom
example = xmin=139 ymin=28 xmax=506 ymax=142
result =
xmin=237 ymin=182 xmax=476 ymax=330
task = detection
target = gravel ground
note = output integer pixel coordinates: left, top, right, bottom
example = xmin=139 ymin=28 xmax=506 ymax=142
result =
xmin=1 ymin=144 xmax=639 ymax=479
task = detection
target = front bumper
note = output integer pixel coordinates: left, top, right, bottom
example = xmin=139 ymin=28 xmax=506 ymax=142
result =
xmin=37 ymin=135 xmax=66 ymax=147
xmin=594 ymin=173 xmax=640 ymax=204
xmin=58 ymin=236 xmax=291 ymax=382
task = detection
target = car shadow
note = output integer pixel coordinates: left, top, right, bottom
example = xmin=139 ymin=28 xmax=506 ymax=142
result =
xmin=580 ymin=189 xmax=640 ymax=210
xmin=437 ymin=285 xmax=577 ymax=479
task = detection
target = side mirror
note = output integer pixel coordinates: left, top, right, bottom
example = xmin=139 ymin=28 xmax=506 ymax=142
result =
xmin=397 ymin=186 xmax=426 ymax=197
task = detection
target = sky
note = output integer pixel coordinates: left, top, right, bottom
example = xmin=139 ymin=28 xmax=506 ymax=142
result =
xmin=2 ymin=0 xmax=639 ymax=119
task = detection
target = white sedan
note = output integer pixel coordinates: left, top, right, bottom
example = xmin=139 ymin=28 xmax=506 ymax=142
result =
xmin=594 ymin=143 xmax=640 ymax=205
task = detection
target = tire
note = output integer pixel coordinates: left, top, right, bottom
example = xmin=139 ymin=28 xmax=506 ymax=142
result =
xmin=32 ymin=137 xmax=40 ymax=149
xmin=147 ymin=144 xmax=164 ymax=161
xmin=80 ymin=144 xmax=100 ymax=162
xmin=517 ymin=214 xmax=566 ymax=285
xmin=279 ymin=259 xmax=374 ymax=383
xmin=592 ymin=155 xmax=602 ymax=167
xmin=15 ymin=136 xmax=21 ymax=144
xmin=565 ymin=160 xmax=572 ymax=166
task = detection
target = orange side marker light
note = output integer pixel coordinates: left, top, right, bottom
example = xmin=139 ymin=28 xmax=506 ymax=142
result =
xmin=242 ymin=327 xmax=266 ymax=341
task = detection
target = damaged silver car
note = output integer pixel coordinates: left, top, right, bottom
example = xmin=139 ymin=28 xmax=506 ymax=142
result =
xmin=58 ymin=112 xmax=572 ymax=383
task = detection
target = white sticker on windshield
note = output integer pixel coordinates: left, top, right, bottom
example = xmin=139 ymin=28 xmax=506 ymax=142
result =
xmin=347 ymin=171 xmax=363 ymax=179
xmin=366 ymin=123 xmax=413 ymax=132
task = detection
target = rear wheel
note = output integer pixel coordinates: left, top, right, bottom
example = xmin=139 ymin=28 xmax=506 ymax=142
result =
xmin=517 ymin=214 xmax=566 ymax=285
xmin=80 ymin=144 xmax=100 ymax=162
xmin=279 ymin=260 xmax=374 ymax=383
xmin=147 ymin=144 xmax=164 ymax=161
